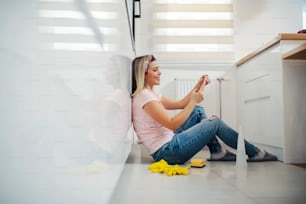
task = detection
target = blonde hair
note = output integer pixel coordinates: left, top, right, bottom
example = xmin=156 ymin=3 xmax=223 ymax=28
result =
xmin=131 ymin=56 xmax=147 ymax=97
xmin=131 ymin=54 xmax=157 ymax=97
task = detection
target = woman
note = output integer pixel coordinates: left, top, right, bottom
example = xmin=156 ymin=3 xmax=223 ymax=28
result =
xmin=131 ymin=54 xmax=277 ymax=165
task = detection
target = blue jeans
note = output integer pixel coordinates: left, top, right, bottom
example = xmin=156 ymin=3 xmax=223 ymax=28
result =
xmin=152 ymin=106 xmax=259 ymax=164
xmin=174 ymin=106 xmax=222 ymax=153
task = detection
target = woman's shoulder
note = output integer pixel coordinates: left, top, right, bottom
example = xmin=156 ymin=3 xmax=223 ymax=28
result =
xmin=138 ymin=88 xmax=156 ymax=97
xmin=134 ymin=88 xmax=160 ymax=101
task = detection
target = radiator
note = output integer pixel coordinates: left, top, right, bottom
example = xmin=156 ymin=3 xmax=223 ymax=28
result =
xmin=175 ymin=78 xmax=198 ymax=99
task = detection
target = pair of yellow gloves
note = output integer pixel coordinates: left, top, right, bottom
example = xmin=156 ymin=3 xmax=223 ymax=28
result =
xmin=148 ymin=159 xmax=205 ymax=176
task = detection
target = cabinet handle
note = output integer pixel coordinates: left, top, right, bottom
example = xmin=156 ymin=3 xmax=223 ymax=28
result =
xmin=244 ymin=96 xmax=271 ymax=104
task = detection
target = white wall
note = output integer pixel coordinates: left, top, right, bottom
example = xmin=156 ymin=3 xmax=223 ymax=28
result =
xmin=0 ymin=0 xmax=134 ymax=203
xmin=234 ymin=0 xmax=303 ymax=60
xmin=135 ymin=0 xmax=304 ymax=57
xmin=304 ymin=0 xmax=306 ymax=27
xmin=156 ymin=67 xmax=237 ymax=128
xmin=134 ymin=0 xmax=304 ymax=131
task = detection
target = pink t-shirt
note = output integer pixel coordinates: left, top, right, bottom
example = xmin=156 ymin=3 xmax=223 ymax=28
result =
xmin=132 ymin=89 xmax=174 ymax=154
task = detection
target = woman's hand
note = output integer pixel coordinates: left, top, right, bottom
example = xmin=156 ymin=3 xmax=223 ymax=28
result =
xmin=204 ymin=75 xmax=211 ymax=85
xmin=191 ymin=89 xmax=204 ymax=104
xmin=145 ymin=91 xmax=203 ymax=131
xmin=195 ymin=75 xmax=210 ymax=92
xmin=195 ymin=75 xmax=205 ymax=91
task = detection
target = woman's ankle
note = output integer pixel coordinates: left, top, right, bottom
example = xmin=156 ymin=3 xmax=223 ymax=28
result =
xmin=210 ymin=149 xmax=226 ymax=159
xmin=250 ymin=148 xmax=265 ymax=159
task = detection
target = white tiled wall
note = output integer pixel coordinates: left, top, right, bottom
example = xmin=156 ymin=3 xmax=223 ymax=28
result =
xmin=0 ymin=0 xmax=134 ymax=203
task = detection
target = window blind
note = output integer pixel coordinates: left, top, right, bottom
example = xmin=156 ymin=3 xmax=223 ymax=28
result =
xmin=152 ymin=0 xmax=234 ymax=64
xmin=37 ymin=0 xmax=130 ymax=65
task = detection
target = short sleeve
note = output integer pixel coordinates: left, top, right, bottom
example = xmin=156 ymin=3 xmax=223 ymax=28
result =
xmin=137 ymin=89 xmax=160 ymax=108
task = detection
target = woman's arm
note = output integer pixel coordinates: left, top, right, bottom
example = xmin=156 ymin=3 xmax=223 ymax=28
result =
xmin=161 ymin=75 xmax=209 ymax=110
xmin=143 ymin=89 xmax=204 ymax=131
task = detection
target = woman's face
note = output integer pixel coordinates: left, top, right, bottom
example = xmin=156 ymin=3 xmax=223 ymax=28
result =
xmin=145 ymin=61 xmax=161 ymax=87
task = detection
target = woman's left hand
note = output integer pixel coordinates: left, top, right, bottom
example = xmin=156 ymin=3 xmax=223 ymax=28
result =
xmin=195 ymin=75 xmax=210 ymax=91
xmin=203 ymin=75 xmax=211 ymax=85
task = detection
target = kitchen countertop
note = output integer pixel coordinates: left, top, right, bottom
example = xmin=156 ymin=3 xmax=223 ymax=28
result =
xmin=236 ymin=33 xmax=306 ymax=67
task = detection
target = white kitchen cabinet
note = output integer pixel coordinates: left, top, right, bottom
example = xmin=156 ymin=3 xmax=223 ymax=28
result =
xmin=236 ymin=34 xmax=306 ymax=163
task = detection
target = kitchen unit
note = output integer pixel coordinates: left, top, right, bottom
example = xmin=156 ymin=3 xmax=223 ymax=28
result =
xmin=236 ymin=33 xmax=306 ymax=163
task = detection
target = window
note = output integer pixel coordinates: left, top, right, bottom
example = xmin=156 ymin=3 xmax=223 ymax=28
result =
xmin=152 ymin=0 xmax=233 ymax=64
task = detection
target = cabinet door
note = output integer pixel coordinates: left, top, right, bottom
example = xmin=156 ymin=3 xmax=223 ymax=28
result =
xmin=237 ymin=49 xmax=284 ymax=148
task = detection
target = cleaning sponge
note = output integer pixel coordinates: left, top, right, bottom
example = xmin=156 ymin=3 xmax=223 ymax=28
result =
xmin=190 ymin=159 xmax=206 ymax=168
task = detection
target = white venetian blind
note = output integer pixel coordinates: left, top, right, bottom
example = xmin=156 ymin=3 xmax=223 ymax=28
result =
xmin=152 ymin=0 xmax=234 ymax=64
xmin=37 ymin=0 xmax=122 ymax=63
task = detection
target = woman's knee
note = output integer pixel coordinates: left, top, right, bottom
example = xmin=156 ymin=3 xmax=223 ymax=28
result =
xmin=203 ymin=115 xmax=223 ymax=129
xmin=207 ymin=115 xmax=218 ymax=121
xmin=194 ymin=106 xmax=207 ymax=119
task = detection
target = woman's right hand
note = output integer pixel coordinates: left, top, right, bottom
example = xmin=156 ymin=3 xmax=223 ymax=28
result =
xmin=191 ymin=89 xmax=204 ymax=104
xmin=195 ymin=75 xmax=205 ymax=91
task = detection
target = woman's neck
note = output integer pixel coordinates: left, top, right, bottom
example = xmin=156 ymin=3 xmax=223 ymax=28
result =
xmin=145 ymin=84 xmax=154 ymax=90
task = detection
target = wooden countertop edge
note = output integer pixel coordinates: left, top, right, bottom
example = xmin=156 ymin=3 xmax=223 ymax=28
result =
xmin=282 ymin=43 xmax=306 ymax=59
xmin=235 ymin=33 xmax=306 ymax=67
xmin=235 ymin=37 xmax=280 ymax=67
xmin=279 ymin=33 xmax=306 ymax=40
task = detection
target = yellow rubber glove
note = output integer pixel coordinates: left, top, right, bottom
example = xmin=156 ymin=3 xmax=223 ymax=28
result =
xmin=148 ymin=160 xmax=190 ymax=176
